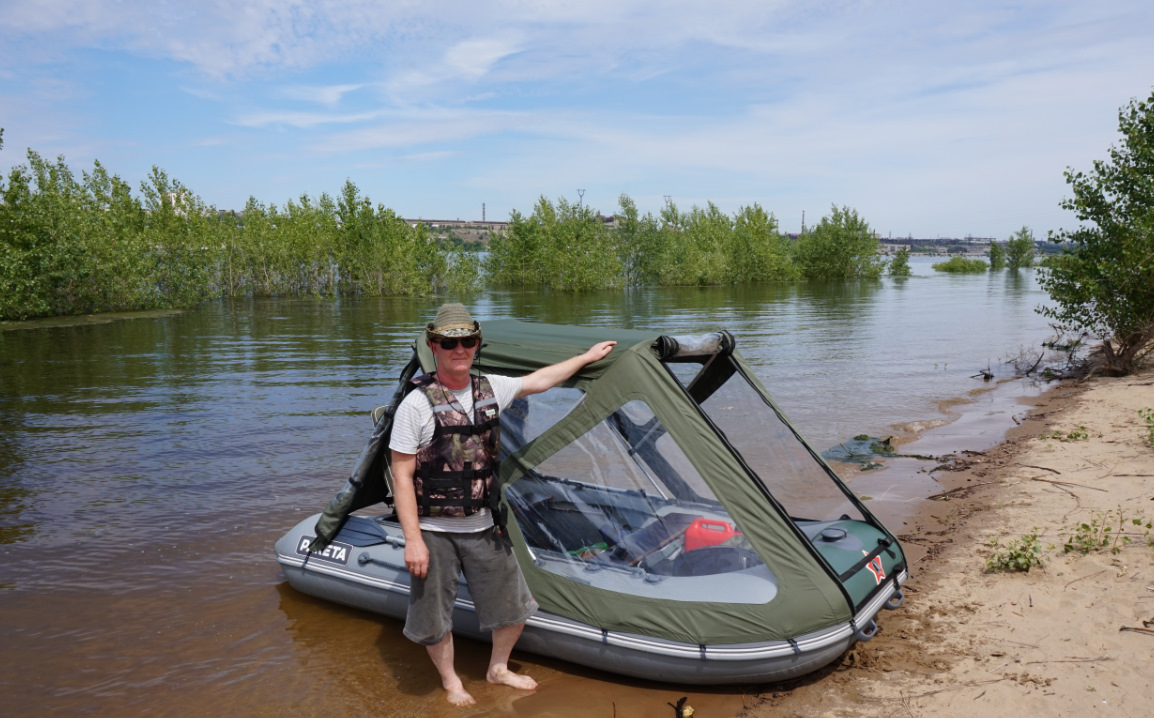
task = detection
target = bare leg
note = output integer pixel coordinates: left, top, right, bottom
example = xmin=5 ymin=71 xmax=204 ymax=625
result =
xmin=486 ymin=624 xmax=538 ymax=691
xmin=426 ymin=633 xmax=475 ymax=706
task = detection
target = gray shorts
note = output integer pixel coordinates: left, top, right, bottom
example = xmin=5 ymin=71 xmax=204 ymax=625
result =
xmin=404 ymin=527 xmax=538 ymax=646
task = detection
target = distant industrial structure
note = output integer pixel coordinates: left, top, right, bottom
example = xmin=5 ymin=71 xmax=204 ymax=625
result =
xmin=405 ymin=218 xmax=509 ymax=232
xmin=218 ymin=205 xmax=1042 ymax=256
xmin=878 ymin=236 xmax=999 ymax=256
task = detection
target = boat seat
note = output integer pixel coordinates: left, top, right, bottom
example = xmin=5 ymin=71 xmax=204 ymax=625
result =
xmin=609 ymin=512 xmax=698 ymax=566
xmin=671 ymin=545 xmax=762 ymax=576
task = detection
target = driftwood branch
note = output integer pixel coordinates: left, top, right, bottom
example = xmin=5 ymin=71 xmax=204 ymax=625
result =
xmin=1024 ymin=656 xmax=1112 ymax=665
xmin=1030 ymin=477 xmax=1108 ymax=492
xmin=1064 ymin=569 xmax=1107 ymax=589
xmin=926 ymin=481 xmax=996 ymax=501
xmin=1023 ymin=351 xmax=1045 ymax=377
xmin=879 ymin=678 xmax=1011 ymax=701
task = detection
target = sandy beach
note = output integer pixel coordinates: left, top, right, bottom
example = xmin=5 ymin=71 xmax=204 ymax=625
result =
xmin=738 ymin=369 xmax=1154 ymax=717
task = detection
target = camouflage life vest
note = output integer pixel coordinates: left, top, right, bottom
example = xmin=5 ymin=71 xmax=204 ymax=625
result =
xmin=411 ymin=373 xmax=501 ymax=518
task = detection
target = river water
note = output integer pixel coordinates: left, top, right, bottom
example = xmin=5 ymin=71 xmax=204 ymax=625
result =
xmin=0 ymin=258 xmax=1059 ymax=716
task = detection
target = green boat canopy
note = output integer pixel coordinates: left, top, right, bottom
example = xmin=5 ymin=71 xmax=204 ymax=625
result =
xmin=313 ymin=319 xmax=905 ymax=646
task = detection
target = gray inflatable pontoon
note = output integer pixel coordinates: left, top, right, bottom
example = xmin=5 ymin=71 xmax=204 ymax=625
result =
xmin=275 ymin=513 xmax=905 ymax=684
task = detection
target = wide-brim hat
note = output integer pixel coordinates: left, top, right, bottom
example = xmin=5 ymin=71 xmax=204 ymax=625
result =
xmin=426 ymin=302 xmax=481 ymax=340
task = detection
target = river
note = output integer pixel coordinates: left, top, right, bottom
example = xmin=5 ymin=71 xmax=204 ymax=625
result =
xmin=0 ymin=257 xmax=1061 ymax=716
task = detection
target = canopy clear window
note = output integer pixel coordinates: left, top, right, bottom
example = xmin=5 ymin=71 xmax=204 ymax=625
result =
xmin=674 ymin=355 xmax=865 ymax=523
xmin=503 ymin=396 xmax=777 ymax=605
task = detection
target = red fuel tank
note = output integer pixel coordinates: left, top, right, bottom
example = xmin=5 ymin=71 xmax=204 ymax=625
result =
xmin=684 ymin=518 xmax=740 ymax=551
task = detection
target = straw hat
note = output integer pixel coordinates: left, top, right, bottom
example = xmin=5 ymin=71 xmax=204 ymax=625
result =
xmin=426 ymin=302 xmax=481 ymax=340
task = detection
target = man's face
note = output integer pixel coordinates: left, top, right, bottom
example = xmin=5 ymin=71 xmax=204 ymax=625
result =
xmin=429 ymin=336 xmax=478 ymax=372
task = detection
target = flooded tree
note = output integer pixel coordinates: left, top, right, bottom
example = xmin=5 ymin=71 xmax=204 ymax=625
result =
xmin=988 ymin=241 xmax=1006 ymax=270
xmin=1005 ymin=226 xmax=1035 ymax=271
xmin=889 ymin=246 xmax=912 ymax=276
xmin=794 ymin=205 xmax=885 ymax=280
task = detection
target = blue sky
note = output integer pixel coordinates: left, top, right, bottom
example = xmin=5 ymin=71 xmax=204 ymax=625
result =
xmin=1 ymin=1 xmax=1152 ymax=238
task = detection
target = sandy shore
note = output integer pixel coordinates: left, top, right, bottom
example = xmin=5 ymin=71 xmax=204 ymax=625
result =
xmin=741 ymin=369 xmax=1154 ymax=718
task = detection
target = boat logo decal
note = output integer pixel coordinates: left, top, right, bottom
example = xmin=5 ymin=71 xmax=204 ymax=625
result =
xmin=862 ymin=550 xmax=885 ymax=584
xmin=297 ymin=536 xmax=352 ymax=566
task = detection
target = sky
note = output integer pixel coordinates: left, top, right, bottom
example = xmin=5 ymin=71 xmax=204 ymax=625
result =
xmin=1 ymin=1 xmax=1152 ymax=239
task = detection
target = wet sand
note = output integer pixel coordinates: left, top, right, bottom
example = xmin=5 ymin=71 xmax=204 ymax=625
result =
xmin=739 ymin=369 xmax=1154 ymax=717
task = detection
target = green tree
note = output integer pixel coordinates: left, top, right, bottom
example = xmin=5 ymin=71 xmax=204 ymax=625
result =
xmin=988 ymin=241 xmax=1006 ymax=269
xmin=1005 ymin=226 xmax=1035 ymax=271
xmin=678 ymin=202 xmax=732 ymax=285
xmin=730 ymin=204 xmax=797 ymax=282
xmin=794 ymin=205 xmax=885 ymax=280
xmin=484 ymin=196 xmax=623 ymax=290
xmin=889 ymin=246 xmax=912 ymax=277
xmin=1039 ymin=89 xmax=1154 ymax=374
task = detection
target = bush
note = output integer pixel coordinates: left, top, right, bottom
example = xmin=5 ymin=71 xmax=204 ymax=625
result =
xmin=932 ymin=256 xmax=989 ymax=273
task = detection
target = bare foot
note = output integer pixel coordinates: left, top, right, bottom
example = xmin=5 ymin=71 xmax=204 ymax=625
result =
xmin=486 ymin=665 xmax=538 ymax=691
xmin=444 ymin=682 xmax=476 ymax=707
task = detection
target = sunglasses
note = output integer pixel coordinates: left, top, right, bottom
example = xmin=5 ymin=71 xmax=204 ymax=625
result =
xmin=434 ymin=337 xmax=478 ymax=351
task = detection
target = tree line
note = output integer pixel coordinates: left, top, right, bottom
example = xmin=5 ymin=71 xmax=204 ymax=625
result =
xmin=485 ymin=196 xmax=892 ymax=290
xmin=0 ymin=133 xmax=901 ymax=319
xmin=0 ymin=139 xmax=479 ymax=321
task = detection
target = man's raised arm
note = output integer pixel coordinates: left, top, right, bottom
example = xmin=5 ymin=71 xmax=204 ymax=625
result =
xmin=517 ymin=341 xmax=616 ymax=398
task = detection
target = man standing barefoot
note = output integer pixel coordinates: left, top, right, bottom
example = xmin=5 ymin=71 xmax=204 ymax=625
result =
xmin=389 ymin=303 xmax=615 ymax=705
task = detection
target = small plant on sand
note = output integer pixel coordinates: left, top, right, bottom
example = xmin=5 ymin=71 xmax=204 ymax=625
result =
xmin=1140 ymin=407 xmax=1154 ymax=445
xmin=986 ymin=529 xmax=1044 ymax=572
xmin=1062 ymin=507 xmax=1154 ymax=555
xmin=1040 ymin=425 xmax=1089 ymax=442
xmin=869 ymin=438 xmax=896 ymax=456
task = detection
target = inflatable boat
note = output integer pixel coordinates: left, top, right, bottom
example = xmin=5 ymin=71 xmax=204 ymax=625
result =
xmin=275 ymin=320 xmax=907 ymax=684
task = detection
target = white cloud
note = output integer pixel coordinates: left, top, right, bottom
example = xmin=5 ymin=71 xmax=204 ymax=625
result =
xmin=310 ymin=108 xmax=532 ymax=152
xmin=444 ymin=38 xmax=521 ymax=78
xmin=278 ymin=84 xmax=370 ymax=106
xmin=233 ymin=109 xmax=388 ymax=129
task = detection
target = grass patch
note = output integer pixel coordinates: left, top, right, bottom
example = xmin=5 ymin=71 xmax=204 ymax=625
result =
xmin=1062 ymin=507 xmax=1154 ymax=555
xmin=1040 ymin=425 xmax=1089 ymax=442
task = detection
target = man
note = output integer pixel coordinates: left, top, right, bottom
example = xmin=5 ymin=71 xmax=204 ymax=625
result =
xmin=389 ymin=303 xmax=615 ymax=706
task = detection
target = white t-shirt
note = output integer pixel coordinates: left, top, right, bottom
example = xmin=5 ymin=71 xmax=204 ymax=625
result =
xmin=389 ymin=373 xmax=522 ymax=533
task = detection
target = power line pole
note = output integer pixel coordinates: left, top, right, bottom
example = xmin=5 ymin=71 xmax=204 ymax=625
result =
xmin=577 ymin=189 xmax=585 ymax=207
